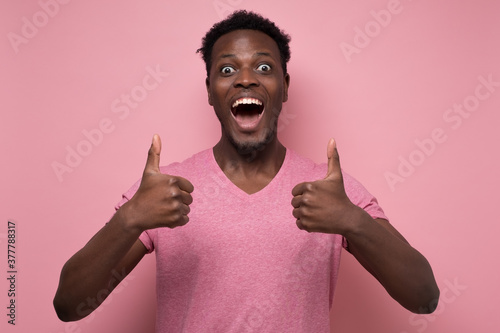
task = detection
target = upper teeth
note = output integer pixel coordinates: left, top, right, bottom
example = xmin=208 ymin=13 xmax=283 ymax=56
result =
xmin=232 ymin=98 xmax=262 ymax=108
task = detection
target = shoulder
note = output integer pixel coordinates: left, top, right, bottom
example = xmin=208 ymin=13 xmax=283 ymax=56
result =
xmin=286 ymin=149 xmax=367 ymax=188
xmin=158 ymin=148 xmax=212 ymax=179
xmin=115 ymin=149 xmax=211 ymax=210
xmin=285 ymin=149 xmax=327 ymax=182
xmin=287 ymin=149 xmax=386 ymax=217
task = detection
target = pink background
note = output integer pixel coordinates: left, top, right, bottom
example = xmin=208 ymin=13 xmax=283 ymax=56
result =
xmin=2 ymin=0 xmax=499 ymax=332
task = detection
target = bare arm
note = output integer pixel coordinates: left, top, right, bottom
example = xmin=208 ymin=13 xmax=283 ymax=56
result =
xmin=53 ymin=135 xmax=194 ymax=321
xmin=343 ymin=214 xmax=439 ymax=313
xmin=53 ymin=213 xmax=147 ymax=321
xmin=291 ymin=139 xmax=439 ymax=313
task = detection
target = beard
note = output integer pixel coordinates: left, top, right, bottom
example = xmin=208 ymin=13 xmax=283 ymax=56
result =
xmin=218 ymin=109 xmax=280 ymax=162
xmin=227 ymin=127 xmax=275 ymax=158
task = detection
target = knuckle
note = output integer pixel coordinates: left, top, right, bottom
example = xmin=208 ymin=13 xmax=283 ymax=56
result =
xmin=296 ymin=219 xmax=312 ymax=232
xmin=168 ymin=213 xmax=184 ymax=227
xmin=300 ymin=219 xmax=312 ymax=231
xmin=172 ymin=200 xmax=183 ymax=211
xmin=329 ymin=173 xmax=342 ymax=182
xmin=300 ymin=206 xmax=308 ymax=216
xmin=185 ymin=194 xmax=194 ymax=205
xmin=166 ymin=200 xmax=182 ymax=215
xmin=168 ymin=177 xmax=179 ymax=186
xmin=179 ymin=216 xmax=189 ymax=226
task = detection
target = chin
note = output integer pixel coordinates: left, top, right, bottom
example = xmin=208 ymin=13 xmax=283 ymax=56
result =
xmin=228 ymin=127 xmax=276 ymax=157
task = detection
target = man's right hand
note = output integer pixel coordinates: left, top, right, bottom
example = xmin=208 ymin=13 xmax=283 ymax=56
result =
xmin=122 ymin=134 xmax=194 ymax=232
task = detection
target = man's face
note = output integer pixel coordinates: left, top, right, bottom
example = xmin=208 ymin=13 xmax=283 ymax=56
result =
xmin=206 ymin=29 xmax=290 ymax=154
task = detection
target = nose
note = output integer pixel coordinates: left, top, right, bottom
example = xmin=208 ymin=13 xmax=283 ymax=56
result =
xmin=233 ymin=67 xmax=259 ymax=89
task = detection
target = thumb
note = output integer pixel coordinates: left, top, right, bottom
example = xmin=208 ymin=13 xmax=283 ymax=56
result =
xmin=325 ymin=138 xmax=340 ymax=179
xmin=144 ymin=134 xmax=161 ymax=174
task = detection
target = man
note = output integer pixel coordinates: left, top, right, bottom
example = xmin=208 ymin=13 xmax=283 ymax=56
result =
xmin=54 ymin=10 xmax=439 ymax=332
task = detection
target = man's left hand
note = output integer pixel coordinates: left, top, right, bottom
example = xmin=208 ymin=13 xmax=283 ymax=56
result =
xmin=291 ymin=138 xmax=360 ymax=234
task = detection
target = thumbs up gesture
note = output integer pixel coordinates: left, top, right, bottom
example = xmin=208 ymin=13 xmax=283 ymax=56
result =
xmin=291 ymin=139 xmax=359 ymax=234
xmin=123 ymin=134 xmax=194 ymax=232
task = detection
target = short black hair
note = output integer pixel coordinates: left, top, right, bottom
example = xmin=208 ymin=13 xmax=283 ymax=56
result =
xmin=197 ymin=10 xmax=291 ymax=77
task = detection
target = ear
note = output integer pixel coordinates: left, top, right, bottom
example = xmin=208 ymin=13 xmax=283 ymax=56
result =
xmin=205 ymin=76 xmax=213 ymax=106
xmin=282 ymin=73 xmax=290 ymax=102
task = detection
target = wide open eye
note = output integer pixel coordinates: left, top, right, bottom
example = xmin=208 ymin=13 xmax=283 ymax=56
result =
xmin=257 ymin=64 xmax=271 ymax=72
xmin=221 ymin=66 xmax=236 ymax=74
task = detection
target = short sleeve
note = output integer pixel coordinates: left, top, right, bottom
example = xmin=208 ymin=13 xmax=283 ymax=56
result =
xmin=114 ymin=179 xmax=141 ymax=211
xmin=139 ymin=230 xmax=155 ymax=253
xmin=113 ymin=179 xmax=155 ymax=253
xmin=342 ymin=170 xmax=388 ymax=221
xmin=341 ymin=171 xmax=388 ymax=250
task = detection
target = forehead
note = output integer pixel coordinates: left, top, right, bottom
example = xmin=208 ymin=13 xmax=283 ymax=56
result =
xmin=211 ymin=29 xmax=281 ymax=61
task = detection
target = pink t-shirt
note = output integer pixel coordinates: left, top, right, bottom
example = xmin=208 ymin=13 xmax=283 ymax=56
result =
xmin=116 ymin=148 xmax=387 ymax=332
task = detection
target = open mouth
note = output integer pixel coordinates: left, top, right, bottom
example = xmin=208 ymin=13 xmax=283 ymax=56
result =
xmin=230 ymin=98 xmax=265 ymax=129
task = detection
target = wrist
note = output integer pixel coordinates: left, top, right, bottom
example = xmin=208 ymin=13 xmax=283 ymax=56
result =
xmin=112 ymin=201 xmax=145 ymax=236
xmin=340 ymin=204 xmax=373 ymax=238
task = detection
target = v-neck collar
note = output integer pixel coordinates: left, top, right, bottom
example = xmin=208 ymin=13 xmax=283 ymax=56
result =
xmin=208 ymin=148 xmax=290 ymax=200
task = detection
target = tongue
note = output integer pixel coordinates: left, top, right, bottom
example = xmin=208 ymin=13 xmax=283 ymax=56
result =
xmin=234 ymin=112 xmax=261 ymax=129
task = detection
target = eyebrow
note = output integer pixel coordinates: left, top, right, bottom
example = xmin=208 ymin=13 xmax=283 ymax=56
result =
xmin=218 ymin=52 xmax=274 ymax=59
xmin=220 ymin=54 xmax=236 ymax=59
xmin=255 ymin=52 xmax=272 ymax=58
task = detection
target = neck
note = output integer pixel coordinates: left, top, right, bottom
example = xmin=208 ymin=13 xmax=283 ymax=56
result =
xmin=213 ymin=135 xmax=286 ymax=180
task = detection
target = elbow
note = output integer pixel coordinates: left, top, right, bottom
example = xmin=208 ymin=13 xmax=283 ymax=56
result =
xmin=53 ymin=291 xmax=88 ymax=322
xmin=406 ymin=256 xmax=441 ymax=314
xmin=53 ymin=263 xmax=90 ymax=322
xmin=53 ymin=297 xmax=74 ymax=322
xmin=408 ymin=282 xmax=441 ymax=314
xmin=419 ymin=285 xmax=441 ymax=314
